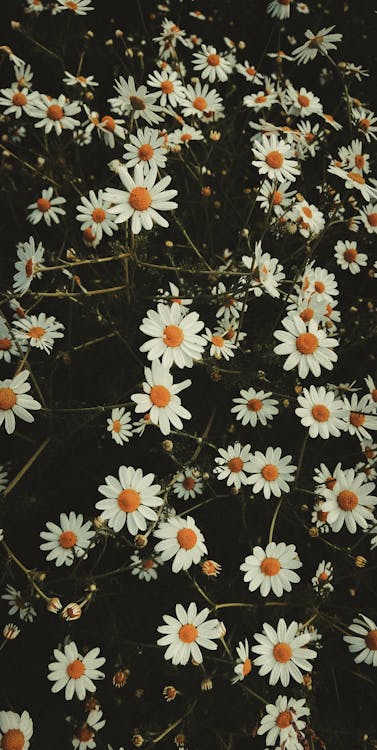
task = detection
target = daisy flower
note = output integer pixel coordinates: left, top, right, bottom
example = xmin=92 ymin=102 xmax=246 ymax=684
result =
xmin=107 ymin=408 xmax=133 ymax=445
xmin=0 ymin=320 xmax=20 ymax=362
xmin=313 ymin=461 xmax=342 ymax=491
xmin=256 ymin=179 xmax=296 ymax=213
xmin=295 ymin=385 xmax=347 ymax=439
xmin=55 ymin=0 xmax=94 ymax=13
xmin=0 ymin=711 xmax=33 ymax=750
xmin=252 ymin=618 xmax=317 ymax=686
xmin=343 ymin=393 xmax=377 ymax=441
xmin=212 ymin=281 xmax=245 ymax=320
xmin=13 ymin=312 xmax=64 ymax=354
xmin=352 ymin=108 xmax=377 ymax=142
xmin=27 ymin=187 xmax=66 ymax=226
xmin=231 ymin=388 xmax=279 ymax=428
xmin=248 ymin=447 xmax=296 ymax=500
xmin=123 ymin=127 xmax=167 ymax=174
xmin=147 ymin=70 xmax=185 ymax=107
xmin=290 ymin=201 xmax=325 ymax=238
xmin=267 ymin=0 xmax=293 ymax=20
xmin=180 ymin=81 xmax=223 ymax=120
xmin=72 ymin=709 xmax=105 ymax=750
xmin=63 ymin=71 xmax=98 ymax=88
xmin=241 ymin=542 xmax=302 ymax=598
xmin=0 ymin=86 xmax=39 ymax=118
xmin=244 ymin=90 xmax=278 ymax=112
xmin=131 ymin=360 xmax=191 ymax=436
xmin=320 ymin=468 xmax=377 ymax=533
xmin=257 ymin=695 xmax=310 ymax=748
xmin=153 ymin=19 xmax=189 ymax=60
xmin=242 ymin=242 xmax=286 ymax=299
xmin=40 ymin=512 xmax=95 ymax=567
xmin=311 ymin=499 xmax=330 ymax=534
xmin=292 ymin=26 xmax=343 ymax=65
xmin=97 ymin=115 xmax=126 ymax=149
xmin=48 ymin=641 xmax=105 ymax=701
xmin=170 ymin=124 xmax=204 ymax=146
xmin=213 ymin=442 xmax=253 ymax=490
xmin=236 ymin=60 xmax=263 ymax=85
xmin=76 ymin=190 xmax=118 ymax=241
xmin=252 ymin=134 xmax=300 ymax=183
xmin=0 ymin=369 xmax=41 ymax=434
xmin=158 ymin=282 xmax=193 ymax=315
xmin=172 ymin=468 xmax=203 ymax=500
xmin=157 ymin=602 xmax=220 ymax=665
xmin=344 ymin=614 xmax=377 ymax=666
xmin=338 ymin=139 xmax=370 ymax=174
xmin=334 ymin=240 xmax=367 ymax=274
xmin=29 ymin=94 xmax=81 ymax=135
xmin=286 ymin=85 xmax=323 ymax=117
xmin=154 ymin=515 xmax=207 ymax=572
xmin=139 ymin=302 xmax=205 ymax=369
xmin=231 ymin=639 xmax=252 ymax=684
xmin=110 ymin=75 xmax=162 ymax=124
xmin=104 ymin=164 xmax=177 ymax=235
xmin=273 ymin=315 xmax=338 ymax=379
xmin=2 ymin=585 xmax=36 ymax=622
xmin=204 ymin=328 xmax=236 ymax=361
xmin=296 ymin=121 xmax=321 ymax=158
xmin=192 ymin=45 xmax=233 ymax=83
xmin=130 ymin=552 xmax=161 ymax=582
xmin=12 ymin=62 xmax=33 ymax=90
xmin=328 ymin=165 xmax=377 ymax=202
xmin=96 ymin=466 xmax=162 ymax=535
xmin=13 ymin=236 xmax=45 ymax=296
xmin=358 ymin=203 xmax=377 ymax=233
xmin=303 ymin=264 xmax=339 ymax=305
xmin=365 ymin=376 xmax=377 ymax=408
xmin=312 ymin=560 xmax=334 ymax=594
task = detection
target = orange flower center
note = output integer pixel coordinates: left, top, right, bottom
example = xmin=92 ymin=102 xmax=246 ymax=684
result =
xmin=296 ymin=332 xmax=318 ymax=354
xmin=265 ymin=150 xmax=284 ymax=169
xmin=112 ymin=419 xmax=121 ymax=433
xmin=183 ymin=476 xmax=196 ymax=490
xmin=181 ymin=133 xmax=192 ymax=142
xmin=262 ymin=464 xmax=279 ymax=481
xmin=101 ymin=115 xmax=116 ymax=131
xmin=272 ymin=190 xmax=282 ymax=205
xmin=59 ymin=530 xmax=78 ymax=549
xmin=298 ymin=94 xmax=310 ymax=108
xmin=242 ymin=658 xmax=252 ymax=676
xmin=343 ymin=247 xmax=358 ymax=263
xmin=247 ymin=398 xmax=263 ymax=412
xmin=314 ymin=281 xmax=325 ymax=293
xmin=12 ymin=92 xmax=27 ymax=106
xmin=276 ymin=710 xmax=293 ymax=729
xmin=302 ymin=206 xmax=312 ymax=218
xmin=300 ymin=308 xmax=314 ymax=323
xmin=318 ymin=571 xmax=329 ymax=581
xmin=75 ymin=726 xmax=93 ymax=742
xmin=66 ymin=0 xmax=78 ymax=8
xmin=273 ymin=642 xmax=292 ymax=663
xmin=129 ymin=186 xmax=152 ymax=211
xmin=0 ymin=338 xmax=11 ymax=351
xmin=348 ymin=171 xmax=365 ymax=184
xmin=246 ymin=66 xmax=256 ymax=75
xmin=47 ymin=104 xmax=64 ymax=120
xmin=150 ymin=384 xmax=171 ymax=407
xmin=28 ymin=326 xmax=45 ymax=339
xmin=138 ymin=144 xmax=154 ymax=161
xmin=179 ymin=623 xmax=198 ymax=643
xmin=212 ymin=335 xmax=224 ymax=348
xmin=118 ymin=488 xmax=141 ymax=512
xmin=350 ymin=412 xmax=365 ymax=427
xmin=359 ymin=118 xmax=370 ymax=131
xmin=365 ymin=630 xmax=377 ymax=650
xmin=142 ymin=558 xmax=155 ymax=569
xmin=66 ymin=659 xmax=85 ymax=679
xmin=163 ymin=324 xmax=184 ymax=347
xmin=193 ymin=96 xmax=207 ymax=111
xmin=337 ymin=490 xmax=358 ymax=511
xmin=371 ymin=389 xmax=377 ymax=403
xmin=1 ymin=729 xmax=25 ymax=750
xmin=364 ymin=447 xmax=375 ymax=459
xmin=207 ymin=53 xmax=220 ymax=66
xmin=318 ymin=509 xmax=329 ymax=522
xmin=227 ymin=457 xmax=243 ymax=473
xmin=354 ymin=154 xmax=365 ymax=169
xmin=367 ymin=212 xmax=377 ymax=226
xmin=160 ymin=80 xmax=174 ymax=94
xmin=0 ymin=387 xmax=17 ymax=411
xmin=37 ymin=198 xmax=51 ymax=213
xmin=83 ymin=227 xmax=95 ymax=242
xmin=129 ymin=95 xmax=146 ymax=111
xmin=177 ymin=528 xmax=198 ymax=550
xmin=308 ymin=34 xmax=324 ymax=48
xmin=92 ymin=207 xmax=106 ymax=223
xmin=311 ymin=404 xmax=330 ymax=422
xmin=255 ymin=95 xmax=267 ymax=103
xmin=260 ymin=556 xmax=281 ymax=576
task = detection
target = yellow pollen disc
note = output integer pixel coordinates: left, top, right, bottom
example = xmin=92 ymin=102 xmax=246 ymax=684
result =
xmin=273 ymin=642 xmax=292 ymax=663
xmin=354 ymin=154 xmax=365 ymax=169
xmin=66 ymin=659 xmax=85 ymax=679
xmin=308 ymin=34 xmax=323 ymax=48
xmin=101 ymin=115 xmax=116 ymax=131
xmin=161 ymin=80 xmax=174 ymax=94
xmin=117 ymin=489 xmax=141 ymax=513
xmin=28 ymin=326 xmax=45 ymax=339
xmin=163 ymin=324 xmax=184 ymax=347
xmin=350 ymin=412 xmax=365 ymax=427
xmin=227 ymin=457 xmax=243 ymax=473
xmin=183 ymin=476 xmax=195 ymax=490
xmin=92 ymin=207 xmax=106 ymax=223
xmin=365 ymin=630 xmax=377 ymax=650
xmin=296 ymin=332 xmax=318 ymax=354
xmin=302 ymin=206 xmax=312 ymax=218
xmin=177 ymin=527 xmax=198 ymax=550
xmin=138 ymin=143 xmax=154 ymax=161
xmin=47 ymin=104 xmax=64 ymax=120
xmin=255 ymin=95 xmax=267 ymax=103
xmin=318 ymin=509 xmax=328 ymax=522
xmin=0 ymin=387 xmax=17 ymax=411
xmin=178 ymin=623 xmax=198 ymax=643
xmin=311 ymin=404 xmax=330 ymax=422
xmin=318 ymin=571 xmax=329 ymax=581
xmin=212 ymin=335 xmax=224 ymax=348
xmin=276 ymin=710 xmax=293 ymax=729
xmin=247 ymin=398 xmax=263 ymax=412
xmin=112 ymin=419 xmax=121 ymax=433
xmin=12 ymin=92 xmax=27 ymax=106
xmin=260 ymin=556 xmax=281 ymax=576
xmin=367 ymin=212 xmax=377 ymax=226
xmin=337 ymin=490 xmax=358 ymax=511
xmin=0 ymin=338 xmax=11 ymax=351
xmin=142 ymin=558 xmax=154 ymax=569
xmin=343 ymin=247 xmax=358 ymax=263
xmin=300 ymin=308 xmax=314 ymax=323
xmin=262 ymin=464 xmax=279 ymax=481
xmin=1 ymin=729 xmax=25 ymax=750
xmin=37 ymin=198 xmax=51 ymax=212
xmin=242 ymin=658 xmax=252 ymax=676
xmin=129 ymin=95 xmax=146 ymax=111
xmin=193 ymin=96 xmax=207 ymax=111
xmin=149 ymin=384 xmax=171 ymax=408
xmin=348 ymin=171 xmax=365 ymax=184
xmin=75 ymin=726 xmax=93 ymax=742
xmin=207 ymin=53 xmax=220 ymax=66
xmin=265 ymin=151 xmax=284 ymax=169
xmin=129 ymin=186 xmax=152 ymax=211
xmin=246 ymin=67 xmax=256 ymax=75
xmin=371 ymin=389 xmax=377 ymax=403
xmin=59 ymin=530 xmax=78 ymax=549
xmin=272 ymin=190 xmax=282 ymax=205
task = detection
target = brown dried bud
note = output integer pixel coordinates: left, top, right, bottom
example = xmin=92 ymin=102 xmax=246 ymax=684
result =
xmin=62 ymin=602 xmax=82 ymax=621
xmin=132 ymin=732 xmax=144 ymax=747
xmin=201 ymin=677 xmax=213 ymax=691
xmin=134 ymin=534 xmax=148 ymax=549
xmin=3 ymin=623 xmax=20 ymax=640
xmin=308 ymin=527 xmax=319 ymax=538
xmin=163 ymin=685 xmax=177 ymax=702
xmin=354 ymin=555 xmax=367 ymax=568
xmin=112 ymin=669 xmax=130 ymax=688
xmin=162 ymin=439 xmax=173 ymax=452
xmin=47 ymin=597 xmax=62 ymax=614
xmin=201 ymin=560 xmax=221 ymax=577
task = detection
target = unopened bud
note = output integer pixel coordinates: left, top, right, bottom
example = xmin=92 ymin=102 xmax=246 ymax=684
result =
xmin=3 ymin=623 xmax=20 ymax=640
xmin=162 ymin=439 xmax=173 ymax=452
xmin=201 ymin=677 xmax=213 ymax=691
xmin=134 ymin=534 xmax=148 ymax=549
xmin=354 ymin=555 xmax=367 ymax=568
xmin=47 ymin=597 xmax=62 ymax=614
xmin=62 ymin=602 xmax=82 ymax=621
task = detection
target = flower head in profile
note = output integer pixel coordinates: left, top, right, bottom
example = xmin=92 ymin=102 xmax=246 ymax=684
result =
xmin=2 ymin=585 xmax=36 ymax=622
xmin=231 ymin=639 xmax=252 ymax=684
xmin=13 ymin=236 xmax=45 ymax=297
xmin=0 ymin=369 xmax=41 ymax=434
xmin=344 ymin=614 xmax=377 ymax=666
xmin=292 ymin=26 xmax=343 ymax=65
xmin=157 ymin=602 xmax=220 ymax=665
xmin=104 ymin=164 xmax=177 ymax=235
xmin=48 ymin=641 xmax=105 ymax=700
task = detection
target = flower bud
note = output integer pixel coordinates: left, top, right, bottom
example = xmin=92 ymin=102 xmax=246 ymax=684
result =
xmin=62 ymin=602 xmax=82 ymax=621
xmin=47 ymin=597 xmax=62 ymax=614
xmin=3 ymin=623 xmax=20 ymax=640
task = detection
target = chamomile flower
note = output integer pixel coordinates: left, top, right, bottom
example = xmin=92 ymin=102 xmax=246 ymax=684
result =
xmin=256 ymin=179 xmax=296 ymax=213
xmin=0 ymin=321 xmax=19 ymax=362
xmin=147 ymin=70 xmax=185 ymax=107
xmin=344 ymin=614 xmax=377 ymax=666
xmin=312 ymin=561 xmax=334 ymax=594
xmin=231 ymin=639 xmax=252 ymax=684
xmin=29 ymin=94 xmax=81 ymax=135
xmin=123 ymin=127 xmax=167 ymax=174
xmin=154 ymin=515 xmax=207 ymax=573
xmin=338 ymin=139 xmax=370 ymax=174
xmin=48 ymin=641 xmax=105 ymax=701
xmin=13 ymin=236 xmax=45 ymax=296
xmin=172 ymin=468 xmax=203 ymax=500
xmin=236 ymin=61 xmax=263 ymax=85
xmin=11 ymin=62 xmax=33 ymax=90
xmin=295 ymin=386 xmax=347 ymax=439
xmin=2 ymin=585 xmax=36 ymax=622
xmin=192 ymin=45 xmax=233 ymax=83
xmin=273 ymin=316 xmax=338 ymax=378
xmin=40 ymin=512 xmax=95 ymax=567
xmin=257 ymin=695 xmax=310 ymax=748
xmin=13 ymin=313 xmax=64 ymax=354
xmin=55 ymin=0 xmax=93 ymax=12
xmin=334 ymin=240 xmax=367 ymax=274
xmin=72 ymin=709 xmax=105 ymax=750
xmin=343 ymin=393 xmax=377 ymax=441
xmin=292 ymin=26 xmax=343 ymax=65
xmin=241 ymin=542 xmax=302 ymax=597
xmin=157 ymin=602 xmax=220 ymax=665
xmin=267 ymin=0 xmax=293 ymax=20
xmin=252 ymin=134 xmax=300 ymax=183
xmin=286 ymin=85 xmax=323 ymax=117
xmin=320 ymin=468 xmax=377 ymax=533
xmin=358 ymin=203 xmax=377 ymax=233
xmin=313 ymin=461 xmax=342 ymax=491
xmin=139 ymin=302 xmax=205 ymax=369
xmin=231 ymin=388 xmax=279 ymax=428
xmin=365 ymin=376 xmax=377 ymax=408
xmin=328 ymin=165 xmax=377 ymax=202
xmin=213 ymin=442 xmax=253 ymax=490
xmin=248 ymin=447 xmax=296 ymax=500
xmin=243 ymin=90 xmax=278 ymax=111
xmin=27 ymin=187 xmax=66 ymax=226
xmin=242 ymin=242 xmax=285 ymax=299
xmin=63 ymin=71 xmax=98 ymax=88
xmin=131 ymin=360 xmax=191 ymax=436
xmin=153 ymin=19 xmax=189 ymax=60
xmin=0 ymin=369 xmax=41 ymax=434
xmin=76 ymin=190 xmax=118 ymax=241
xmin=290 ymin=200 xmax=325 ymax=238
xmin=180 ymin=81 xmax=224 ymax=120
xmin=130 ymin=552 xmax=161 ymax=581
xmin=252 ymin=618 xmax=317 ymax=686
xmin=0 ymin=711 xmax=33 ymax=750
xmin=107 ymin=408 xmax=133 ymax=445
xmin=303 ymin=264 xmax=339 ymax=305
xmin=0 ymin=86 xmax=39 ymax=118
xmin=97 ymin=115 xmax=126 ymax=148
xmin=352 ymin=108 xmax=377 ymax=142
xmin=205 ymin=328 xmax=236 ymax=361
xmin=96 ymin=466 xmax=162 ymax=535
xmin=170 ymin=124 xmax=204 ymax=146
xmin=311 ymin=499 xmax=330 ymax=533
xmin=158 ymin=282 xmax=193 ymax=315
xmin=104 ymin=164 xmax=178 ymax=235
xmin=110 ymin=75 xmax=162 ymax=125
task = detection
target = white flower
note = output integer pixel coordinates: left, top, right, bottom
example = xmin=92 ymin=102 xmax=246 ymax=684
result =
xmin=157 ymin=602 xmax=220 ymax=665
xmin=236 ymin=60 xmax=263 ymax=85
xmin=48 ymin=641 xmax=105 ymax=701
xmin=252 ymin=618 xmax=317 ymax=686
xmin=0 ymin=466 xmax=8 ymax=493
xmin=292 ymin=26 xmax=343 ymax=65
xmin=104 ymin=164 xmax=177 ymax=235
xmin=76 ymin=190 xmax=119 ymax=241
xmin=11 ymin=62 xmax=33 ymax=90
xmin=123 ymin=127 xmax=167 ymax=174
xmin=243 ymin=89 xmax=278 ymax=112
xmin=0 ymin=711 xmax=33 ymax=750
xmin=154 ymin=515 xmax=207 ymax=572
xmin=256 ymin=179 xmax=296 ymax=213
xmin=295 ymin=385 xmax=347 ymax=439
xmin=286 ymin=85 xmax=323 ymax=117
xmin=311 ymin=499 xmax=330 ymax=533
xmin=192 ymin=45 xmax=233 ymax=83
xmin=2 ymin=585 xmax=36 ymax=622
xmin=358 ymin=203 xmax=377 ymax=233
xmin=147 ymin=69 xmax=186 ymax=107
xmin=338 ymin=139 xmax=370 ymax=174
xmin=0 ymin=86 xmax=40 ymax=118
xmin=172 ymin=468 xmax=203 ymax=500
xmin=27 ymin=187 xmax=66 ymax=226
xmin=131 ymin=360 xmax=191 ymax=436
xmin=321 ymin=468 xmax=377 ymax=533
xmin=267 ymin=0 xmax=292 ymax=19
xmin=29 ymin=94 xmax=81 ymax=135
xmin=257 ymin=695 xmax=310 ymax=748
xmin=212 ymin=281 xmax=245 ymax=319
xmin=344 ymin=614 xmax=377 ymax=666
xmin=334 ymin=240 xmax=368 ymax=274
xmin=252 ymin=134 xmax=300 ymax=183
xmin=231 ymin=639 xmax=252 ymax=684
xmin=158 ymin=282 xmax=193 ymax=315
xmin=240 ymin=542 xmax=302 ymax=597
xmin=55 ymin=0 xmax=94 ymax=14
xmin=170 ymin=124 xmax=204 ymax=146
xmin=13 ymin=236 xmax=45 ymax=296
xmin=110 ymin=75 xmax=162 ymax=124
xmin=72 ymin=709 xmax=106 ymax=750
xmin=242 ymin=242 xmax=285 ymax=299
xmin=204 ymin=328 xmax=236 ymax=360
xmin=352 ymin=108 xmax=377 ymax=143
xmin=273 ymin=316 xmax=338 ymax=378
xmin=0 ymin=320 xmax=20 ymax=362
xmin=96 ymin=466 xmax=162 ymax=535
xmin=107 ymin=407 xmax=133 ymax=445
xmin=312 ymin=560 xmax=334 ymax=594
xmin=40 ymin=512 xmax=95 ymax=567
xmin=365 ymin=376 xmax=377 ymax=409
xmin=289 ymin=200 xmax=325 ymax=238
xmin=248 ymin=447 xmax=296 ymax=500
xmin=328 ymin=164 xmax=377 ymax=202
xmin=231 ymin=388 xmax=279 ymax=427
xmin=130 ymin=552 xmax=161 ymax=581
xmin=63 ymin=71 xmax=98 ymax=88
xmin=180 ymin=81 xmax=224 ymax=120
xmin=343 ymin=393 xmax=377 ymax=440
xmin=0 ymin=369 xmax=41 ymax=434
xmin=139 ymin=302 xmax=205 ymax=369
xmin=213 ymin=442 xmax=253 ymax=490
xmin=13 ymin=312 xmax=64 ymax=354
